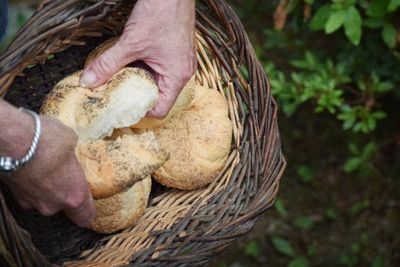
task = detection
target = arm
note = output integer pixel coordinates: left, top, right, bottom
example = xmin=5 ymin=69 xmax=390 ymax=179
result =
xmin=80 ymin=0 xmax=197 ymax=118
xmin=0 ymin=99 xmax=95 ymax=227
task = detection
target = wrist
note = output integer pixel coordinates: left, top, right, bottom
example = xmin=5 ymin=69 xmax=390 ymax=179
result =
xmin=134 ymin=0 xmax=195 ymax=21
xmin=0 ymin=101 xmax=35 ymax=159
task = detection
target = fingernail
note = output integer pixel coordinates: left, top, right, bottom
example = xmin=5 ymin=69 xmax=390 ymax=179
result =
xmin=80 ymin=69 xmax=97 ymax=88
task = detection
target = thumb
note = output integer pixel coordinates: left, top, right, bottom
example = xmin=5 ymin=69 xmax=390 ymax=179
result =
xmin=64 ymin=190 xmax=96 ymax=228
xmin=147 ymin=75 xmax=181 ymax=118
xmin=80 ymin=41 xmax=134 ymax=88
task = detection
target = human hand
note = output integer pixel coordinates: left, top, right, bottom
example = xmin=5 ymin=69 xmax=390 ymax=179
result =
xmin=0 ymin=107 xmax=95 ymax=227
xmin=80 ymin=0 xmax=196 ymax=118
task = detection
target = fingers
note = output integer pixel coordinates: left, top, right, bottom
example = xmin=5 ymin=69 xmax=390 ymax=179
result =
xmin=12 ymin=193 xmax=33 ymax=210
xmin=64 ymin=190 xmax=96 ymax=228
xmin=80 ymin=40 xmax=135 ymax=88
xmin=63 ymin=158 xmax=96 ymax=228
xmin=147 ymin=75 xmax=181 ymax=118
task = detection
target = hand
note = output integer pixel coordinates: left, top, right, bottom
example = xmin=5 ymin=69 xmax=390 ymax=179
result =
xmin=0 ymin=105 xmax=95 ymax=228
xmin=80 ymin=0 xmax=197 ymax=118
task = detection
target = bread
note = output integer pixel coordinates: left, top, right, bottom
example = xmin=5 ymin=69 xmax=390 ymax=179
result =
xmin=76 ymin=130 xmax=168 ymax=199
xmin=85 ymin=38 xmax=197 ymax=130
xmin=41 ymin=67 xmax=168 ymax=233
xmin=90 ymin=176 xmax=151 ymax=234
xmin=41 ymin=67 xmax=158 ymax=142
xmin=132 ymin=75 xmax=196 ymax=128
xmin=152 ymin=85 xmax=232 ymax=189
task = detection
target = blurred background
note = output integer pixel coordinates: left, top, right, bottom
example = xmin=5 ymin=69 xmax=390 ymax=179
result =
xmin=1 ymin=1 xmax=399 ymax=266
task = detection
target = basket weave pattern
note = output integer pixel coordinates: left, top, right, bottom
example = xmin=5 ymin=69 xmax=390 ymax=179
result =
xmin=0 ymin=1 xmax=286 ymax=266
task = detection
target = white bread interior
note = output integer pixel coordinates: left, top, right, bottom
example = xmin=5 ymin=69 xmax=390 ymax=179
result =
xmin=41 ymin=67 xmax=158 ymax=142
xmin=40 ymin=67 xmax=168 ymax=233
xmin=132 ymin=75 xmax=196 ymax=129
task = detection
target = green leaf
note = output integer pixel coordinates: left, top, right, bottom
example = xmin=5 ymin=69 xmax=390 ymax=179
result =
xmin=244 ymin=241 xmax=260 ymax=258
xmin=310 ymin=4 xmax=332 ymax=31
xmin=344 ymin=0 xmax=357 ymax=7
xmin=271 ymin=236 xmax=296 ymax=257
xmin=388 ymin=0 xmax=400 ymax=12
xmin=288 ymin=257 xmax=310 ymax=267
xmin=294 ymin=216 xmax=314 ymax=230
xmin=348 ymin=141 xmax=360 ymax=155
xmin=382 ymin=23 xmax=397 ymax=48
xmin=325 ymin=10 xmax=346 ymax=34
xmin=367 ymin=0 xmax=390 ymax=18
xmin=350 ymin=200 xmax=370 ymax=215
xmin=362 ymin=142 xmax=377 ymax=159
xmin=324 ymin=208 xmax=337 ymax=220
xmin=304 ymin=0 xmax=314 ymax=4
xmin=373 ymin=111 xmax=387 ymax=119
xmin=363 ymin=18 xmax=385 ymax=28
xmin=275 ymin=198 xmax=288 ymax=217
xmin=297 ymin=165 xmax=315 ymax=183
xmin=375 ymin=81 xmax=394 ymax=93
xmin=371 ymin=255 xmax=385 ymax=267
xmin=351 ymin=243 xmax=361 ymax=254
xmin=344 ymin=7 xmax=362 ymax=45
xmin=307 ymin=244 xmax=317 ymax=257
xmin=344 ymin=157 xmax=362 ymax=173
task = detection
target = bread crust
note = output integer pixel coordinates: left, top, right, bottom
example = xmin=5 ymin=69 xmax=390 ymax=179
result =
xmin=152 ymin=86 xmax=232 ymax=190
xmin=90 ymin=176 xmax=151 ymax=233
xmin=76 ymin=131 xmax=168 ymax=199
xmin=41 ymin=67 xmax=158 ymax=142
xmin=40 ymin=61 xmax=169 ymax=233
xmin=132 ymin=75 xmax=196 ymax=129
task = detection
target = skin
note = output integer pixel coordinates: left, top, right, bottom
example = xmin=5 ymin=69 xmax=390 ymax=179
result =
xmin=0 ymin=0 xmax=195 ymax=226
xmin=80 ymin=0 xmax=197 ymax=118
xmin=0 ymin=100 xmax=95 ymax=227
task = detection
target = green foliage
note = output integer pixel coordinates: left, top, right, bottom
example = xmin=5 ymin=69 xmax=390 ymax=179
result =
xmin=288 ymin=257 xmax=310 ymax=267
xmin=339 ymin=243 xmax=362 ymax=267
xmin=371 ymin=255 xmax=385 ymax=267
xmin=308 ymin=0 xmax=400 ymax=48
xmin=343 ymin=142 xmax=377 ymax=175
xmin=259 ymin=0 xmax=399 ymax=174
xmin=244 ymin=241 xmax=261 ymax=258
xmin=0 ymin=7 xmax=32 ymax=52
xmin=294 ymin=215 xmax=314 ymax=230
xmin=350 ymin=199 xmax=370 ymax=216
xmin=297 ymin=165 xmax=316 ymax=183
xmin=271 ymin=236 xmax=296 ymax=257
xmin=275 ymin=198 xmax=289 ymax=217
xmin=324 ymin=207 xmax=338 ymax=220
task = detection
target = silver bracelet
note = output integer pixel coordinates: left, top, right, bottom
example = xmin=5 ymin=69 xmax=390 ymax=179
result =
xmin=0 ymin=108 xmax=42 ymax=174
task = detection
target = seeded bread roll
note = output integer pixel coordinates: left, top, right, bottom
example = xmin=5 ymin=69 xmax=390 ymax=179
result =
xmin=90 ymin=176 xmax=151 ymax=234
xmin=85 ymin=38 xmax=197 ymax=130
xmin=41 ymin=67 xmax=168 ymax=233
xmin=152 ymin=85 xmax=232 ymax=190
xmin=132 ymin=75 xmax=196 ymax=129
xmin=41 ymin=67 xmax=158 ymax=142
xmin=76 ymin=130 xmax=168 ymax=199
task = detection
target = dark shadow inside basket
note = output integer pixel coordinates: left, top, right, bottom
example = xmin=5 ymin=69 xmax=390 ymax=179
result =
xmin=4 ymin=35 xmax=171 ymax=265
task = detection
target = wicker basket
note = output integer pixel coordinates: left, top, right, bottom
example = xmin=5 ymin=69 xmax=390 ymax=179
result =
xmin=0 ymin=0 xmax=285 ymax=266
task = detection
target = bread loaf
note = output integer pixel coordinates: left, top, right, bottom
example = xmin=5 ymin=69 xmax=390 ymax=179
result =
xmin=41 ymin=67 xmax=168 ymax=233
xmin=41 ymin=68 xmax=158 ymax=142
xmin=85 ymin=38 xmax=197 ymax=129
xmin=151 ymin=85 xmax=232 ymax=190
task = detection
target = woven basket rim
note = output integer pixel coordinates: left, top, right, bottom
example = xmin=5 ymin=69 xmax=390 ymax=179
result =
xmin=0 ymin=1 xmax=286 ymax=266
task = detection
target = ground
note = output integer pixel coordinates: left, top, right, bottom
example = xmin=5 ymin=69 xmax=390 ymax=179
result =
xmin=209 ymin=104 xmax=400 ymax=267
